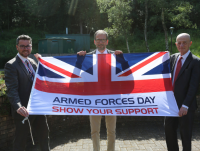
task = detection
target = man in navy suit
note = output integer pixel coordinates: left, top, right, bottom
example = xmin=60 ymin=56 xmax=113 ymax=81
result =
xmin=165 ymin=33 xmax=200 ymax=151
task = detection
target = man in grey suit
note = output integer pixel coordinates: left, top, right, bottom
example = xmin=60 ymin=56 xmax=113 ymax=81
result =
xmin=164 ymin=33 xmax=200 ymax=151
xmin=77 ymin=30 xmax=125 ymax=151
xmin=4 ymin=35 xmax=50 ymax=151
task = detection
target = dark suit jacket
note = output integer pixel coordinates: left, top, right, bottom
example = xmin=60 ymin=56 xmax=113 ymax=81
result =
xmin=171 ymin=52 xmax=200 ymax=111
xmin=87 ymin=49 xmax=114 ymax=54
xmin=75 ymin=49 xmax=129 ymax=73
xmin=4 ymin=55 xmax=37 ymax=118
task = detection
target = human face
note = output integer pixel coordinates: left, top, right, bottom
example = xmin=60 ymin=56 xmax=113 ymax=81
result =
xmin=175 ymin=35 xmax=192 ymax=56
xmin=16 ymin=40 xmax=32 ymax=58
xmin=94 ymin=34 xmax=108 ymax=52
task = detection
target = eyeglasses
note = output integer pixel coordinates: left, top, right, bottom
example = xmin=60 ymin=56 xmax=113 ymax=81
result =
xmin=18 ymin=45 xmax=32 ymax=49
xmin=176 ymin=41 xmax=188 ymax=46
xmin=95 ymin=39 xmax=107 ymax=43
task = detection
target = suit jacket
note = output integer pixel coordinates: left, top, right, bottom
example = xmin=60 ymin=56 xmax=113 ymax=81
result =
xmin=171 ymin=52 xmax=200 ymax=111
xmin=87 ymin=49 xmax=114 ymax=54
xmin=4 ymin=55 xmax=37 ymax=118
xmin=75 ymin=49 xmax=129 ymax=73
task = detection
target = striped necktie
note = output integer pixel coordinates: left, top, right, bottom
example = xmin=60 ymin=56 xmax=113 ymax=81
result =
xmin=25 ymin=60 xmax=34 ymax=80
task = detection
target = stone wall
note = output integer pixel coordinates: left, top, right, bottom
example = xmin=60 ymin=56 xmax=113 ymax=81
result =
xmin=0 ymin=115 xmax=15 ymax=150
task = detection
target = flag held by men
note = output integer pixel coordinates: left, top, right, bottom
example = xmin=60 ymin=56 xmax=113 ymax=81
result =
xmin=27 ymin=52 xmax=179 ymax=116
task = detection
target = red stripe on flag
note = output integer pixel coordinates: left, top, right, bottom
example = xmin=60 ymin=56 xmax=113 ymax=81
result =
xmin=39 ymin=58 xmax=80 ymax=78
xmin=35 ymin=78 xmax=173 ymax=95
xmin=119 ymin=52 xmax=167 ymax=77
xmin=97 ymin=54 xmax=112 ymax=93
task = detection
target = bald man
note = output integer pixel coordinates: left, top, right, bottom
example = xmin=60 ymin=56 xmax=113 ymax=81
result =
xmin=164 ymin=33 xmax=200 ymax=151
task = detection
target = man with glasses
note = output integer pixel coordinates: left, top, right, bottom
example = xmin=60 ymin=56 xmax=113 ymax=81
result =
xmin=164 ymin=33 xmax=200 ymax=151
xmin=77 ymin=30 xmax=124 ymax=151
xmin=4 ymin=35 xmax=50 ymax=151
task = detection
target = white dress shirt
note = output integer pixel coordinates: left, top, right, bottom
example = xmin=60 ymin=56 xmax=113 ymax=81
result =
xmin=17 ymin=53 xmax=36 ymax=75
xmin=172 ymin=50 xmax=191 ymax=109
xmin=96 ymin=49 xmax=108 ymax=54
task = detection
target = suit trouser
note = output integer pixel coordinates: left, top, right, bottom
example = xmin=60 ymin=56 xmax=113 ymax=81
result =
xmin=164 ymin=111 xmax=195 ymax=151
xmin=90 ymin=116 xmax=116 ymax=151
xmin=13 ymin=115 xmax=50 ymax=151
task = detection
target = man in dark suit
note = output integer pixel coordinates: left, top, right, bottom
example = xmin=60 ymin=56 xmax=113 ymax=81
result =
xmin=77 ymin=30 xmax=126 ymax=151
xmin=165 ymin=33 xmax=200 ymax=151
xmin=4 ymin=35 xmax=50 ymax=151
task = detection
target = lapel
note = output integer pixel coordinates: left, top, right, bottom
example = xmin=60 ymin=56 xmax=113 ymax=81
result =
xmin=93 ymin=49 xmax=97 ymax=54
xmin=94 ymin=49 xmax=111 ymax=54
xmin=107 ymin=49 xmax=112 ymax=54
xmin=16 ymin=55 xmax=33 ymax=82
xmin=176 ymin=52 xmax=192 ymax=81
xmin=171 ymin=54 xmax=179 ymax=80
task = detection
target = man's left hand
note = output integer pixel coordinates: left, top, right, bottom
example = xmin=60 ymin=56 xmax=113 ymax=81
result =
xmin=114 ymin=50 xmax=123 ymax=55
xmin=178 ymin=107 xmax=188 ymax=117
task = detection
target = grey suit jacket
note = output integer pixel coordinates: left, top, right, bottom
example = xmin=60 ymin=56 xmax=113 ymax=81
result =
xmin=171 ymin=52 xmax=200 ymax=111
xmin=87 ymin=49 xmax=115 ymax=54
xmin=4 ymin=55 xmax=37 ymax=117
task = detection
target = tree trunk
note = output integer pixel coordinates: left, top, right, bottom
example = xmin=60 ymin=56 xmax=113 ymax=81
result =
xmin=86 ymin=24 xmax=88 ymax=34
xmin=80 ymin=21 xmax=83 ymax=34
xmin=144 ymin=0 xmax=149 ymax=52
xmin=126 ymin=38 xmax=130 ymax=53
xmin=161 ymin=8 xmax=169 ymax=51
xmin=7 ymin=1 xmax=9 ymax=30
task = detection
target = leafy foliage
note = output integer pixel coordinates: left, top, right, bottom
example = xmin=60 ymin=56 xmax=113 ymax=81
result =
xmin=0 ymin=71 xmax=10 ymax=116
xmin=0 ymin=71 xmax=6 ymax=96
xmin=170 ymin=2 xmax=194 ymax=28
xmin=97 ymin=0 xmax=133 ymax=37
xmin=97 ymin=0 xmax=133 ymax=52
xmin=0 ymin=0 xmax=200 ymax=60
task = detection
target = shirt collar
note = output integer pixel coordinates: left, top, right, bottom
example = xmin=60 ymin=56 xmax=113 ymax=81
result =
xmin=17 ymin=53 xmax=28 ymax=62
xmin=180 ymin=50 xmax=190 ymax=60
xmin=96 ymin=49 xmax=108 ymax=54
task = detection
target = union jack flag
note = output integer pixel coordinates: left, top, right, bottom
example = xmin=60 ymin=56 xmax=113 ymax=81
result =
xmin=28 ymin=51 xmax=179 ymax=116
xmin=35 ymin=51 xmax=172 ymax=95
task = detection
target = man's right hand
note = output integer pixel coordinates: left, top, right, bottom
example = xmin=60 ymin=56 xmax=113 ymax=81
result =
xmin=114 ymin=50 xmax=123 ymax=55
xmin=17 ymin=106 xmax=29 ymax=117
xmin=34 ymin=53 xmax=42 ymax=61
xmin=77 ymin=51 xmax=86 ymax=56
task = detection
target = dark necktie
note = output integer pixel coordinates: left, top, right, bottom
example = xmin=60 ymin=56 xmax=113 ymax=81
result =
xmin=173 ymin=56 xmax=182 ymax=89
xmin=25 ymin=60 xmax=34 ymax=80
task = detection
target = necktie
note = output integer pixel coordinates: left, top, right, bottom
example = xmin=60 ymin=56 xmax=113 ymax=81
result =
xmin=25 ymin=60 xmax=34 ymax=80
xmin=173 ymin=56 xmax=182 ymax=89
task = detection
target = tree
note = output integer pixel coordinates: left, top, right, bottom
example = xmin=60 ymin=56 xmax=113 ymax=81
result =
xmin=161 ymin=7 xmax=169 ymax=51
xmin=22 ymin=0 xmax=71 ymax=33
xmin=97 ymin=0 xmax=133 ymax=53
xmin=144 ymin=0 xmax=149 ymax=52
xmin=189 ymin=0 xmax=200 ymax=29
xmin=144 ymin=0 xmax=194 ymax=51
xmin=69 ymin=0 xmax=106 ymax=34
xmin=169 ymin=1 xmax=193 ymax=28
xmin=0 ymin=0 xmax=15 ymax=30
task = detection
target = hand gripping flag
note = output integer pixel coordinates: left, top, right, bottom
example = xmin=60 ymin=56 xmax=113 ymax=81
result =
xmin=27 ymin=51 xmax=179 ymax=116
